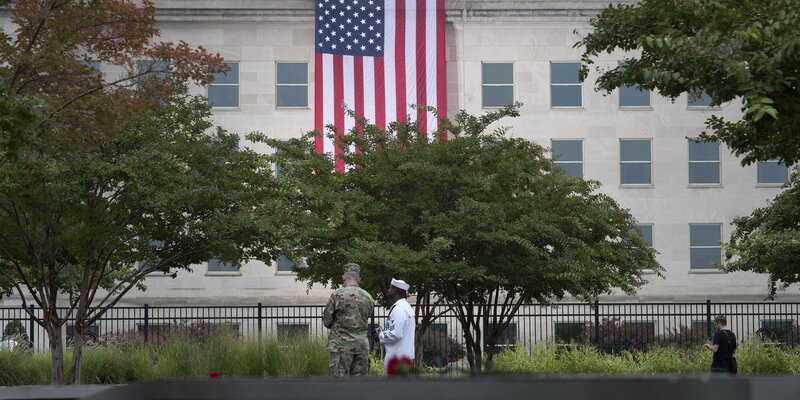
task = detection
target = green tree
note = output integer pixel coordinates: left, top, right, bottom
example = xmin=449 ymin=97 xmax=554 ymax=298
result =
xmin=577 ymin=0 xmax=800 ymax=165
xmin=0 ymin=1 xmax=287 ymax=384
xmin=725 ymin=173 xmax=800 ymax=297
xmin=276 ymin=104 xmax=660 ymax=373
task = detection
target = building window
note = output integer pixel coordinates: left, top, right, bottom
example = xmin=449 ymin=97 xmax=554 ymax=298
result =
xmin=481 ymin=62 xmax=514 ymax=108
xmin=634 ymin=224 xmax=653 ymax=247
xmin=276 ymin=62 xmax=308 ymax=108
xmin=276 ymin=255 xmax=295 ymax=273
xmin=484 ymin=322 xmax=517 ymax=351
xmin=618 ymin=63 xmax=650 ymax=108
xmin=688 ymin=91 xmax=713 ymax=107
xmin=207 ymin=258 xmax=239 ymax=273
xmin=688 ymin=140 xmax=720 ymax=185
xmin=550 ymin=62 xmax=582 ymax=108
xmin=277 ymin=323 xmax=309 ymax=341
xmin=620 ymin=139 xmax=652 ymax=185
xmin=209 ymin=62 xmax=239 ymax=108
xmin=137 ymin=240 xmax=165 ymax=272
xmin=554 ymin=322 xmax=589 ymax=344
xmin=758 ymin=319 xmax=793 ymax=342
xmin=689 ymin=224 xmax=722 ymax=270
xmin=757 ymin=160 xmax=789 ymax=185
xmin=66 ymin=324 xmax=99 ymax=344
xmin=551 ymin=140 xmax=583 ymax=179
xmin=137 ymin=60 xmax=169 ymax=81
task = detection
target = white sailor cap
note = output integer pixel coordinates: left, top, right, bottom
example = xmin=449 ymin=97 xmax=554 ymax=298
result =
xmin=390 ymin=278 xmax=410 ymax=291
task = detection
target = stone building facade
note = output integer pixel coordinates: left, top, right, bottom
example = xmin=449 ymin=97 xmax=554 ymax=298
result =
xmin=2 ymin=0 xmax=795 ymax=306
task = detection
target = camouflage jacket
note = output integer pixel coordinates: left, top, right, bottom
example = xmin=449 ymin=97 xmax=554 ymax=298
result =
xmin=323 ymin=284 xmax=374 ymax=354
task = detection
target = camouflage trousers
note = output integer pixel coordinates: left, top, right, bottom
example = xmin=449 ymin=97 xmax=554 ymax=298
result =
xmin=329 ymin=351 xmax=370 ymax=377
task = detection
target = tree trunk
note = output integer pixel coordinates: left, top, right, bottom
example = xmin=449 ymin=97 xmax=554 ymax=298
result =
xmin=414 ymin=332 xmax=425 ymax=372
xmin=47 ymin=324 xmax=64 ymax=385
xmin=471 ymin=341 xmax=483 ymax=374
xmin=71 ymin=331 xmax=84 ymax=384
xmin=484 ymin=345 xmax=495 ymax=372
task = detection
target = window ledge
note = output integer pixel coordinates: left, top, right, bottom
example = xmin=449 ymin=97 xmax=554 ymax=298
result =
xmin=276 ymin=106 xmax=311 ymax=110
xmin=687 ymin=106 xmax=721 ymax=111
xmin=619 ymin=106 xmax=653 ymax=111
xmin=143 ymin=272 xmax=171 ymax=277
xmin=550 ymin=106 xmax=585 ymax=111
xmin=211 ymin=107 xmax=241 ymax=111
xmin=688 ymin=269 xmax=725 ymax=274
xmin=205 ymin=271 xmax=242 ymax=277
xmin=688 ymin=184 xmax=723 ymax=188
xmin=640 ymin=269 xmax=658 ymax=275
xmin=756 ymin=183 xmax=786 ymax=188
xmin=275 ymin=271 xmax=297 ymax=276
xmin=619 ymin=184 xmax=655 ymax=189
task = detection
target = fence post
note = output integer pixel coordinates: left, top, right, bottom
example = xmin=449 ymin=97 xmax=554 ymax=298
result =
xmin=706 ymin=299 xmax=712 ymax=338
xmin=143 ymin=303 xmax=149 ymax=343
xmin=594 ymin=299 xmax=600 ymax=345
xmin=257 ymin=302 xmax=263 ymax=341
xmin=28 ymin=304 xmax=35 ymax=348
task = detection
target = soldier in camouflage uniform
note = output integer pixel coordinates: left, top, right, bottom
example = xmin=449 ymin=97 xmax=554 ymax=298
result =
xmin=323 ymin=263 xmax=375 ymax=377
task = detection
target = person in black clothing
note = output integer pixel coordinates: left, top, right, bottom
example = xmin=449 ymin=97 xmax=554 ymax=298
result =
xmin=704 ymin=315 xmax=737 ymax=374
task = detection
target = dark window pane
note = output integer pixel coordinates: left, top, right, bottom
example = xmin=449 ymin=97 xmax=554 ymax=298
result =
xmin=637 ymin=225 xmax=653 ymax=246
xmin=208 ymin=258 xmax=238 ymax=272
xmin=277 ymin=255 xmax=295 ymax=272
xmin=757 ymin=162 xmax=789 ymax=184
xmin=550 ymin=63 xmax=581 ymax=84
xmin=482 ymin=63 xmax=513 ymax=85
xmin=551 ymin=86 xmax=582 ymax=107
xmin=555 ymin=322 xmax=588 ymax=344
xmin=688 ymin=91 xmax=712 ymax=107
xmin=619 ymin=85 xmax=650 ymax=107
xmin=482 ymin=86 xmax=513 ymax=107
xmin=620 ymin=140 xmax=651 ymax=162
xmin=277 ymin=63 xmax=308 ymax=85
xmin=556 ymin=163 xmax=583 ymax=179
xmin=690 ymin=224 xmax=721 ymax=246
xmin=277 ymin=86 xmax=308 ymax=107
xmin=621 ymin=163 xmax=651 ymax=184
xmin=138 ymin=60 xmax=169 ymax=80
xmin=208 ymin=86 xmax=239 ymax=108
xmin=552 ymin=140 xmax=582 ymax=162
xmin=688 ymin=141 xmax=719 ymax=161
xmin=212 ymin=63 xmax=239 ymax=85
xmin=277 ymin=323 xmax=309 ymax=341
xmin=690 ymin=248 xmax=721 ymax=269
xmin=689 ymin=163 xmax=720 ymax=184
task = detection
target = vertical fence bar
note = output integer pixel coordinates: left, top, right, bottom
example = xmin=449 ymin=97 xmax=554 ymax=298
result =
xmin=706 ymin=299 xmax=712 ymax=338
xmin=257 ymin=303 xmax=263 ymax=341
xmin=143 ymin=303 xmax=149 ymax=343
xmin=593 ymin=299 xmax=600 ymax=346
xmin=28 ymin=304 xmax=35 ymax=347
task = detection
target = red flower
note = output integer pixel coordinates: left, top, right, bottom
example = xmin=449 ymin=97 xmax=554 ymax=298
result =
xmin=208 ymin=370 xmax=220 ymax=379
xmin=386 ymin=356 xmax=414 ymax=377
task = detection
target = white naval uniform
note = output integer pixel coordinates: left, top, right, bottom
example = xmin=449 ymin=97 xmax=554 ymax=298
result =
xmin=378 ymin=297 xmax=416 ymax=373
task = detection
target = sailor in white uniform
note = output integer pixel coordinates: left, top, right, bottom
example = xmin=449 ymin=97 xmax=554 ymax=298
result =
xmin=374 ymin=278 xmax=416 ymax=374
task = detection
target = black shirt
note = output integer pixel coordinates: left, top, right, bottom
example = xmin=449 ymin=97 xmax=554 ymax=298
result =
xmin=711 ymin=329 xmax=737 ymax=367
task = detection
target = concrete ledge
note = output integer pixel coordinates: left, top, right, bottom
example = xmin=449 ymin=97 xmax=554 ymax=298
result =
xmin=0 ymin=385 xmax=110 ymax=400
xmin=0 ymin=376 xmax=787 ymax=400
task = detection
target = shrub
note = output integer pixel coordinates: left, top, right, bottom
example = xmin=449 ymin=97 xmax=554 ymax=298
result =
xmin=594 ymin=318 xmax=654 ymax=354
xmin=420 ymin=330 xmax=466 ymax=367
xmin=661 ymin=324 xmax=708 ymax=349
xmin=1 ymin=320 xmax=32 ymax=351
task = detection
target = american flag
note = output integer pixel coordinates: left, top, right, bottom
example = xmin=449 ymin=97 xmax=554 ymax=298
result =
xmin=315 ymin=0 xmax=447 ymax=172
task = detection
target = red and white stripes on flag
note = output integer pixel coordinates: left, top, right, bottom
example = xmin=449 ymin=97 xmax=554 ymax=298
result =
xmin=314 ymin=0 xmax=447 ymax=172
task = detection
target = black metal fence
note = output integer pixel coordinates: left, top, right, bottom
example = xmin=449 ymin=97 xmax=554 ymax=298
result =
xmin=2 ymin=301 xmax=799 ymax=366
